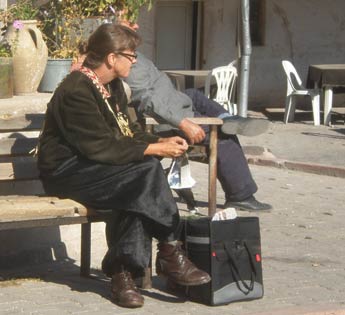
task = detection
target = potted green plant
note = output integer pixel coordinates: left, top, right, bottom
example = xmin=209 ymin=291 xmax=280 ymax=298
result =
xmin=63 ymin=0 xmax=153 ymax=45
xmin=111 ymin=0 xmax=153 ymax=23
xmin=66 ymin=0 xmax=154 ymax=41
xmin=71 ymin=0 xmax=152 ymax=20
xmin=37 ymin=0 xmax=153 ymax=92
xmin=72 ymin=0 xmax=117 ymax=42
xmin=0 ymin=39 xmax=14 ymax=98
xmin=37 ymin=0 xmax=85 ymax=92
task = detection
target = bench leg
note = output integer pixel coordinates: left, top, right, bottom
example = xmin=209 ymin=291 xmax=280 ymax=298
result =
xmin=208 ymin=125 xmax=218 ymax=216
xmin=134 ymin=256 xmax=152 ymax=289
xmin=80 ymin=222 xmax=91 ymax=277
xmin=140 ymin=266 xmax=152 ymax=289
xmin=80 ymin=221 xmax=153 ymax=287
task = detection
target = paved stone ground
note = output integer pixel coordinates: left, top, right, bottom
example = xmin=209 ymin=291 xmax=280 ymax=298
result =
xmin=241 ymin=108 xmax=345 ymax=168
xmin=1 ymin=163 xmax=345 ymax=315
xmin=1 ymin=95 xmax=344 ymax=314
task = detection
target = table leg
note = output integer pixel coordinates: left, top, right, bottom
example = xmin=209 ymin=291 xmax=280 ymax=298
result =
xmin=208 ymin=125 xmax=218 ymax=217
xmin=323 ymin=87 xmax=333 ymax=126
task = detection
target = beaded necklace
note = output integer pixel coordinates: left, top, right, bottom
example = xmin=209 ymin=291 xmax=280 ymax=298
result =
xmin=79 ymin=66 xmax=133 ymax=138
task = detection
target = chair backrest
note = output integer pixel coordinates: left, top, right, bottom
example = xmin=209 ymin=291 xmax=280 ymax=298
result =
xmin=229 ymin=59 xmax=238 ymax=68
xmin=204 ymin=64 xmax=238 ymax=113
xmin=122 ymin=80 xmax=132 ymax=102
xmin=281 ymin=60 xmax=305 ymax=92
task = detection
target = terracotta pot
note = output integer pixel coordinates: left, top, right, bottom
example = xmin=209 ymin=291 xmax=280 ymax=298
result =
xmin=5 ymin=20 xmax=48 ymax=95
xmin=0 ymin=57 xmax=14 ymax=99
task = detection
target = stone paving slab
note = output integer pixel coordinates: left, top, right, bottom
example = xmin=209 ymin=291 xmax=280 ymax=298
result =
xmin=239 ymin=117 xmax=345 ymax=169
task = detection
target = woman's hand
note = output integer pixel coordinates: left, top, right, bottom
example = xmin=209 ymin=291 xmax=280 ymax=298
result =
xmin=158 ymin=136 xmax=188 ymax=147
xmin=144 ymin=136 xmax=188 ymax=158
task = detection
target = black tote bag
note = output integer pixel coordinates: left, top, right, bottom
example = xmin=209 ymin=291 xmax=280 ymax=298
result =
xmin=184 ymin=216 xmax=263 ymax=306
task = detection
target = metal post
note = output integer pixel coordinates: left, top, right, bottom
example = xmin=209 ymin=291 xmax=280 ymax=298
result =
xmin=237 ymin=0 xmax=252 ymax=118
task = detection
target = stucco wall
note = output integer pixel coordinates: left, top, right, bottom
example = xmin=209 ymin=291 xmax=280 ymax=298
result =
xmin=137 ymin=4 xmax=157 ymax=61
xmin=201 ymin=0 xmax=238 ymax=67
xmin=257 ymin=0 xmax=344 ymax=107
xmin=138 ymin=0 xmax=345 ymax=108
xmin=0 ymin=0 xmax=6 ymax=9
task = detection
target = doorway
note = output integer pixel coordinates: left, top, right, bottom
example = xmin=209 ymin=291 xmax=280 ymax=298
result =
xmin=155 ymin=0 xmax=201 ymax=70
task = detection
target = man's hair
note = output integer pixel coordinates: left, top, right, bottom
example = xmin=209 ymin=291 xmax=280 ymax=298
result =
xmin=83 ymin=24 xmax=141 ymax=69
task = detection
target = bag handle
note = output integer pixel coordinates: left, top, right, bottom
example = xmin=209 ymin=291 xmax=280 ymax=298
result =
xmin=223 ymin=241 xmax=257 ymax=295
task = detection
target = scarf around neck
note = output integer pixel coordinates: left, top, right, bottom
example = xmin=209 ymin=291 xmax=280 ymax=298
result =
xmin=79 ymin=66 xmax=133 ymax=137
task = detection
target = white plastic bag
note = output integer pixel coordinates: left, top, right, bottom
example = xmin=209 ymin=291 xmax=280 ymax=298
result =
xmin=211 ymin=207 xmax=238 ymax=221
xmin=167 ymin=153 xmax=196 ymax=189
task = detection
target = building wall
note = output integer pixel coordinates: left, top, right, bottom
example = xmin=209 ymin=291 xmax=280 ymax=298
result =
xmin=201 ymin=0 xmax=238 ymax=68
xmin=137 ymin=3 xmax=158 ymax=60
xmin=138 ymin=0 xmax=345 ymax=108
xmin=5 ymin=0 xmax=345 ymax=107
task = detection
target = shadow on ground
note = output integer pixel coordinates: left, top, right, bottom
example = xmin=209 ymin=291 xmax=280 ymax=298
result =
xmin=0 ymin=254 xmax=190 ymax=306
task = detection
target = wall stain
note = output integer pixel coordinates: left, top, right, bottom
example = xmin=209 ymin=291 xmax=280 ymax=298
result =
xmin=272 ymin=2 xmax=294 ymax=61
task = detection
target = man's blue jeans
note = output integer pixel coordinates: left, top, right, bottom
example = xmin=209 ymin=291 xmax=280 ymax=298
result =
xmin=184 ymin=88 xmax=257 ymax=202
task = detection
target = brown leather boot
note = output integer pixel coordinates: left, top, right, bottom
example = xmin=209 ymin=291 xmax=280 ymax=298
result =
xmin=111 ymin=269 xmax=144 ymax=308
xmin=156 ymin=241 xmax=211 ymax=286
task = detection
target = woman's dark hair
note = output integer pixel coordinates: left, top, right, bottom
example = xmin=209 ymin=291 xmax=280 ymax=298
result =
xmin=83 ymin=24 xmax=141 ymax=69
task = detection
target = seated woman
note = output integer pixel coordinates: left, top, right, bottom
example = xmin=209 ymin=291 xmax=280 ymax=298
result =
xmin=37 ymin=24 xmax=210 ymax=308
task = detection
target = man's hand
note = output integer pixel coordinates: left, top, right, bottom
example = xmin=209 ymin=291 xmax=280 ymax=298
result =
xmin=178 ymin=118 xmax=206 ymax=144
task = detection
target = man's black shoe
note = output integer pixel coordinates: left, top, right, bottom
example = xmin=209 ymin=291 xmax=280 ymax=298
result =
xmin=221 ymin=116 xmax=270 ymax=137
xmin=225 ymin=196 xmax=272 ymax=212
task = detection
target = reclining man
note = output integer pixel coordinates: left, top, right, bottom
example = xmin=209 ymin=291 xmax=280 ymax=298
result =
xmin=121 ymin=21 xmax=272 ymax=212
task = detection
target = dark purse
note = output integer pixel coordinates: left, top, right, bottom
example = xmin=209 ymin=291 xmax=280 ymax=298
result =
xmin=183 ymin=216 xmax=264 ymax=306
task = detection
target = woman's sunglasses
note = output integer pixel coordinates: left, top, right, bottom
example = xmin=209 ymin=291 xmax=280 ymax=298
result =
xmin=117 ymin=52 xmax=138 ymax=62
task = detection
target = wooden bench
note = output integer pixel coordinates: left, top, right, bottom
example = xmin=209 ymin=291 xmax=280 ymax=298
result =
xmin=0 ymin=113 xmax=151 ymax=288
xmin=0 ymin=111 xmax=222 ymax=287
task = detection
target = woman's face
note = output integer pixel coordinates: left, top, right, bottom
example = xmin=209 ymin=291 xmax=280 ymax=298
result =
xmin=113 ymin=50 xmax=137 ymax=78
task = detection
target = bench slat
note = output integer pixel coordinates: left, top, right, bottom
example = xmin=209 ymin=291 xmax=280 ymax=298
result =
xmin=0 ymin=159 xmax=39 ymax=180
xmin=145 ymin=116 xmax=223 ymax=125
xmin=0 ymin=138 xmax=38 ymax=156
xmin=0 ymin=216 xmax=103 ymax=231
xmin=0 ymin=114 xmax=44 ymax=132
xmin=0 ymin=179 xmax=44 ymax=195
xmin=0 ymin=196 xmax=86 ymax=220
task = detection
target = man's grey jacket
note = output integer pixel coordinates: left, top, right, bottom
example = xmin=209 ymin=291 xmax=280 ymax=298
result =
xmin=124 ymin=52 xmax=195 ymax=128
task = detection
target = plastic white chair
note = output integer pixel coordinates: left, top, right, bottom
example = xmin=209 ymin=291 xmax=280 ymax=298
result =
xmin=204 ymin=63 xmax=238 ymax=115
xmin=228 ymin=59 xmax=238 ymax=68
xmin=281 ymin=60 xmax=320 ymax=125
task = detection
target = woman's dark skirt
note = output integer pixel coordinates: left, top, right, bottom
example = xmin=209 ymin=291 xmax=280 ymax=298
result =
xmin=40 ymin=156 xmax=180 ymax=275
